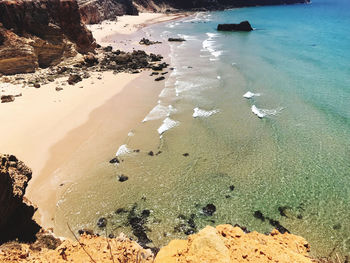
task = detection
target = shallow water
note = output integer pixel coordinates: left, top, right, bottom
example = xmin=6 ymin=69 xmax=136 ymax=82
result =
xmin=56 ymin=1 xmax=350 ymax=258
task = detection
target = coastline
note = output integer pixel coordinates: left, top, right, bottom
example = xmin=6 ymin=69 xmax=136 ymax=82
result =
xmin=0 ymin=13 xmax=184 ymax=229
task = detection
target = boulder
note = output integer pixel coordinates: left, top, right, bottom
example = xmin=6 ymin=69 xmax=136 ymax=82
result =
xmin=217 ymin=21 xmax=253 ymax=32
xmin=1 ymin=95 xmax=15 ymax=103
xmin=68 ymin=74 xmax=82 ymax=85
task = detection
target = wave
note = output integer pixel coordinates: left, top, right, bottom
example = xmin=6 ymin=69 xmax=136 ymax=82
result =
xmin=157 ymin=117 xmax=179 ymax=135
xmin=193 ymin=107 xmax=220 ymax=118
xmin=116 ymin=144 xmax=131 ymax=156
xmin=243 ymin=91 xmax=261 ymax=99
xmin=251 ymin=105 xmax=284 ymax=119
xmin=142 ymin=104 xmax=177 ymax=122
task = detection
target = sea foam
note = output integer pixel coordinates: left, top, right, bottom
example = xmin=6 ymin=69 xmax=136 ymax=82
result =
xmin=143 ymin=104 xmax=176 ymax=122
xmin=193 ymin=107 xmax=219 ymax=118
xmin=116 ymin=144 xmax=131 ymax=156
xmin=251 ymin=105 xmax=284 ymax=119
xmin=243 ymin=91 xmax=261 ymax=99
xmin=157 ymin=118 xmax=179 ymax=135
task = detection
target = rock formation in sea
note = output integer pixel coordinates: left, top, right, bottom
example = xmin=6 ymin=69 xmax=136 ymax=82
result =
xmin=0 ymin=0 xmax=96 ymax=75
xmin=217 ymin=21 xmax=253 ymax=31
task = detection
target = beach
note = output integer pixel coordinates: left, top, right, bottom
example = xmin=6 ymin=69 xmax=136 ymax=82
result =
xmin=0 ymin=12 xmax=182 ymax=228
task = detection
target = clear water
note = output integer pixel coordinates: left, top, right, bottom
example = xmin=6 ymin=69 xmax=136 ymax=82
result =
xmin=56 ymin=0 xmax=350 ymax=258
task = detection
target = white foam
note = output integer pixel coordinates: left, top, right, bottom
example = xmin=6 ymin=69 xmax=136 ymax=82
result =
xmin=193 ymin=107 xmax=219 ymax=118
xmin=217 ymin=76 xmax=221 ymax=80
xmin=143 ymin=104 xmax=177 ymax=122
xmin=157 ymin=117 xmax=179 ymax=135
xmin=243 ymin=91 xmax=261 ymax=99
xmin=251 ymin=105 xmax=284 ymax=119
xmin=116 ymin=144 xmax=131 ymax=156
xmin=127 ymin=131 xmax=134 ymax=137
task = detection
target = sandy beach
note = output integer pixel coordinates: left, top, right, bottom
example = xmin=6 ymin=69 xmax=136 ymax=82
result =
xmin=0 ymin=12 xmax=182 ymax=228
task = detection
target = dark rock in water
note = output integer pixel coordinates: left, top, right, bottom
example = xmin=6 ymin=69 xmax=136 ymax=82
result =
xmin=253 ymin=210 xmax=265 ymax=221
xmin=134 ymin=149 xmax=140 ymax=153
xmin=268 ymin=219 xmax=290 ymax=234
xmin=108 ymin=233 xmax=115 ymax=238
xmin=148 ymin=151 xmax=154 ymax=156
xmin=142 ymin=209 xmax=151 ymax=217
xmin=150 ymin=247 xmax=160 ymax=256
xmin=109 ymin=157 xmax=119 ymax=164
xmin=68 ymin=74 xmax=82 ymax=85
xmin=168 ymin=38 xmax=186 ymax=42
xmin=229 ymin=185 xmax=235 ymax=191
xmin=118 ymin=175 xmax=129 ymax=182
xmin=188 ymin=214 xmax=196 ymax=229
xmin=202 ymin=204 xmax=216 ymax=216
xmin=97 ymin=217 xmax=107 ymax=228
xmin=127 ymin=204 xmax=152 ymax=247
xmin=150 ymin=72 xmax=159 ymax=76
xmin=278 ymin=206 xmax=291 ymax=217
xmin=155 ymin=76 xmax=165 ymax=81
xmin=183 ymin=153 xmax=189 ymax=157
xmin=115 ymin=208 xmax=128 ymax=214
xmin=185 ymin=229 xmax=195 ymax=235
xmin=333 ymin=223 xmax=342 ymax=230
xmin=217 ymin=21 xmax=253 ymax=32
xmin=161 ymin=72 xmax=168 ymax=75
xmin=297 ymin=214 xmax=303 ymax=219
xmin=225 ymin=195 xmax=231 ymax=199
xmin=156 ymin=151 xmax=162 ymax=155
xmin=139 ymin=38 xmax=161 ymax=46
xmin=233 ymin=224 xmax=250 ymax=234
xmin=78 ymin=229 xmax=94 ymax=236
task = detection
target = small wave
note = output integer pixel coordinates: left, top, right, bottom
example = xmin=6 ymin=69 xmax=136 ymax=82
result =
xmin=251 ymin=105 xmax=284 ymax=119
xmin=243 ymin=91 xmax=261 ymax=99
xmin=193 ymin=107 xmax=219 ymax=118
xmin=206 ymin=32 xmax=219 ymax=38
xmin=116 ymin=144 xmax=131 ymax=156
xmin=178 ymin=34 xmax=197 ymax=41
xmin=217 ymin=76 xmax=221 ymax=80
xmin=143 ymin=104 xmax=176 ymax=122
xmin=127 ymin=131 xmax=134 ymax=137
xmin=157 ymin=117 xmax=179 ymax=135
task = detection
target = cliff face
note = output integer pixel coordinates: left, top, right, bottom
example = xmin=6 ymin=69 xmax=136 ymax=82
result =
xmin=0 ymin=154 xmax=41 ymax=244
xmin=0 ymin=0 xmax=96 ymax=75
xmin=78 ymin=0 xmax=138 ymax=24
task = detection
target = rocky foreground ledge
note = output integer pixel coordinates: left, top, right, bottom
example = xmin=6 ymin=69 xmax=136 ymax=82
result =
xmin=0 ymin=154 xmax=326 ymax=263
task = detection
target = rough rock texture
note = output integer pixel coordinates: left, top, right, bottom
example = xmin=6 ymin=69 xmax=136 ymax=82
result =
xmin=78 ymin=0 xmax=138 ymax=24
xmin=0 ymin=0 xmax=96 ymax=75
xmin=0 ymin=154 xmax=41 ymax=244
xmin=0 ymin=233 xmax=154 ymax=263
xmin=155 ymin=225 xmax=313 ymax=263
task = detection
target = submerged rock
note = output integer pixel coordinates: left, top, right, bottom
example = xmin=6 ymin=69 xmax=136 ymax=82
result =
xmin=118 ymin=175 xmax=129 ymax=182
xmin=202 ymin=204 xmax=216 ymax=216
xmin=97 ymin=217 xmax=107 ymax=228
xmin=217 ymin=21 xmax=253 ymax=32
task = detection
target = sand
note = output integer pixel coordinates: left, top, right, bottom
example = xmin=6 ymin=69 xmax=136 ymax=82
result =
xmin=0 ymin=12 xmax=181 ymax=228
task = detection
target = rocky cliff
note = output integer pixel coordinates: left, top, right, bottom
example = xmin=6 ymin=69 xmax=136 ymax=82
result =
xmin=0 ymin=0 xmax=96 ymax=75
xmin=77 ymin=0 xmax=310 ymax=24
xmin=0 ymin=154 xmax=41 ymax=244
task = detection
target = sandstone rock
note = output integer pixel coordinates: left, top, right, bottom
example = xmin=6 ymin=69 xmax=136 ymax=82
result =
xmin=84 ymin=52 xmax=99 ymax=66
xmin=67 ymin=74 xmax=82 ymax=85
xmin=155 ymin=225 xmax=313 ymax=263
xmin=217 ymin=21 xmax=253 ymax=31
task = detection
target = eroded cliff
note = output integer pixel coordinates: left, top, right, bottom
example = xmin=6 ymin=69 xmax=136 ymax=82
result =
xmin=0 ymin=0 xmax=96 ymax=75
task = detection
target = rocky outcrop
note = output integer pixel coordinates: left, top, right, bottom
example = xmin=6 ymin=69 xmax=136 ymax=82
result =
xmin=78 ymin=0 xmax=138 ymax=24
xmin=217 ymin=21 xmax=253 ymax=31
xmin=155 ymin=225 xmax=313 ymax=263
xmin=0 ymin=0 xmax=96 ymax=75
xmin=0 ymin=154 xmax=41 ymax=244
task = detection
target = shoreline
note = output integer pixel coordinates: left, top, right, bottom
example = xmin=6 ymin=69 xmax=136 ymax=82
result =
xmin=30 ymin=14 xmax=181 ymax=229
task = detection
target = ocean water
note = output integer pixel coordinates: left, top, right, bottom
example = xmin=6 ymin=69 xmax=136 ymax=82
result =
xmin=55 ymin=0 xmax=350 ymax=258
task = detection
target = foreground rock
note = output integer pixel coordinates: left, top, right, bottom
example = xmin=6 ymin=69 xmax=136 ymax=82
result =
xmin=0 ymin=0 xmax=96 ymax=75
xmin=0 ymin=154 xmax=40 ymax=244
xmin=155 ymin=225 xmax=313 ymax=263
xmin=217 ymin=21 xmax=253 ymax=31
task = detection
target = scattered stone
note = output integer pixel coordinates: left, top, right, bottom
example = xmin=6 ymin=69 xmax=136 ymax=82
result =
xmin=108 ymin=233 xmax=115 ymax=238
xmin=84 ymin=53 xmax=99 ymax=66
xmin=152 ymin=62 xmax=168 ymax=71
xmin=55 ymin=87 xmax=63 ymax=91
xmin=168 ymin=38 xmax=186 ymax=42
xmin=148 ymin=151 xmax=154 ymax=156
xmin=132 ymin=70 xmax=140 ymax=74
xmin=155 ymin=151 xmax=162 ymax=155
xmin=225 ymin=195 xmax=231 ymax=199
xmin=34 ymin=83 xmax=41 ymax=88
xmin=67 ymin=74 xmax=82 ymax=85
xmin=155 ymin=76 xmax=165 ymax=81
xmin=183 ymin=153 xmax=189 ymax=157
xmin=1 ymin=95 xmax=15 ymax=103
xmin=133 ymin=149 xmax=140 ymax=153
xmin=109 ymin=157 xmax=120 ymax=164
xmin=139 ymin=38 xmax=162 ymax=46
xmin=115 ymin=208 xmax=128 ymax=214
xmin=118 ymin=175 xmax=129 ymax=182
xmin=217 ymin=21 xmax=253 ymax=32
xmin=253 ymin=210 xmax=265 ymax=221
xmin=202 ymin=204 xmax=216 ymax=216
xmin=103 ymin=46 xmax=113 ymax=52
xmin=150 ymin=72 xmax=159 ymax=76
xmin=97 ymin=217 xmax=107 ymax=228
xmin=161 ymin=72 xmax=168 ymax=75
xmin=150 ymin=53 xmax=163 ymax=62
xmin=78 ymin=229 xmax=94 ymax=236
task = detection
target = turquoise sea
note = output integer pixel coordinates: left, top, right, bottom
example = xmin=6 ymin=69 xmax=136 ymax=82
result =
xmin=56 ymin=0 xmax=350 ymax=258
